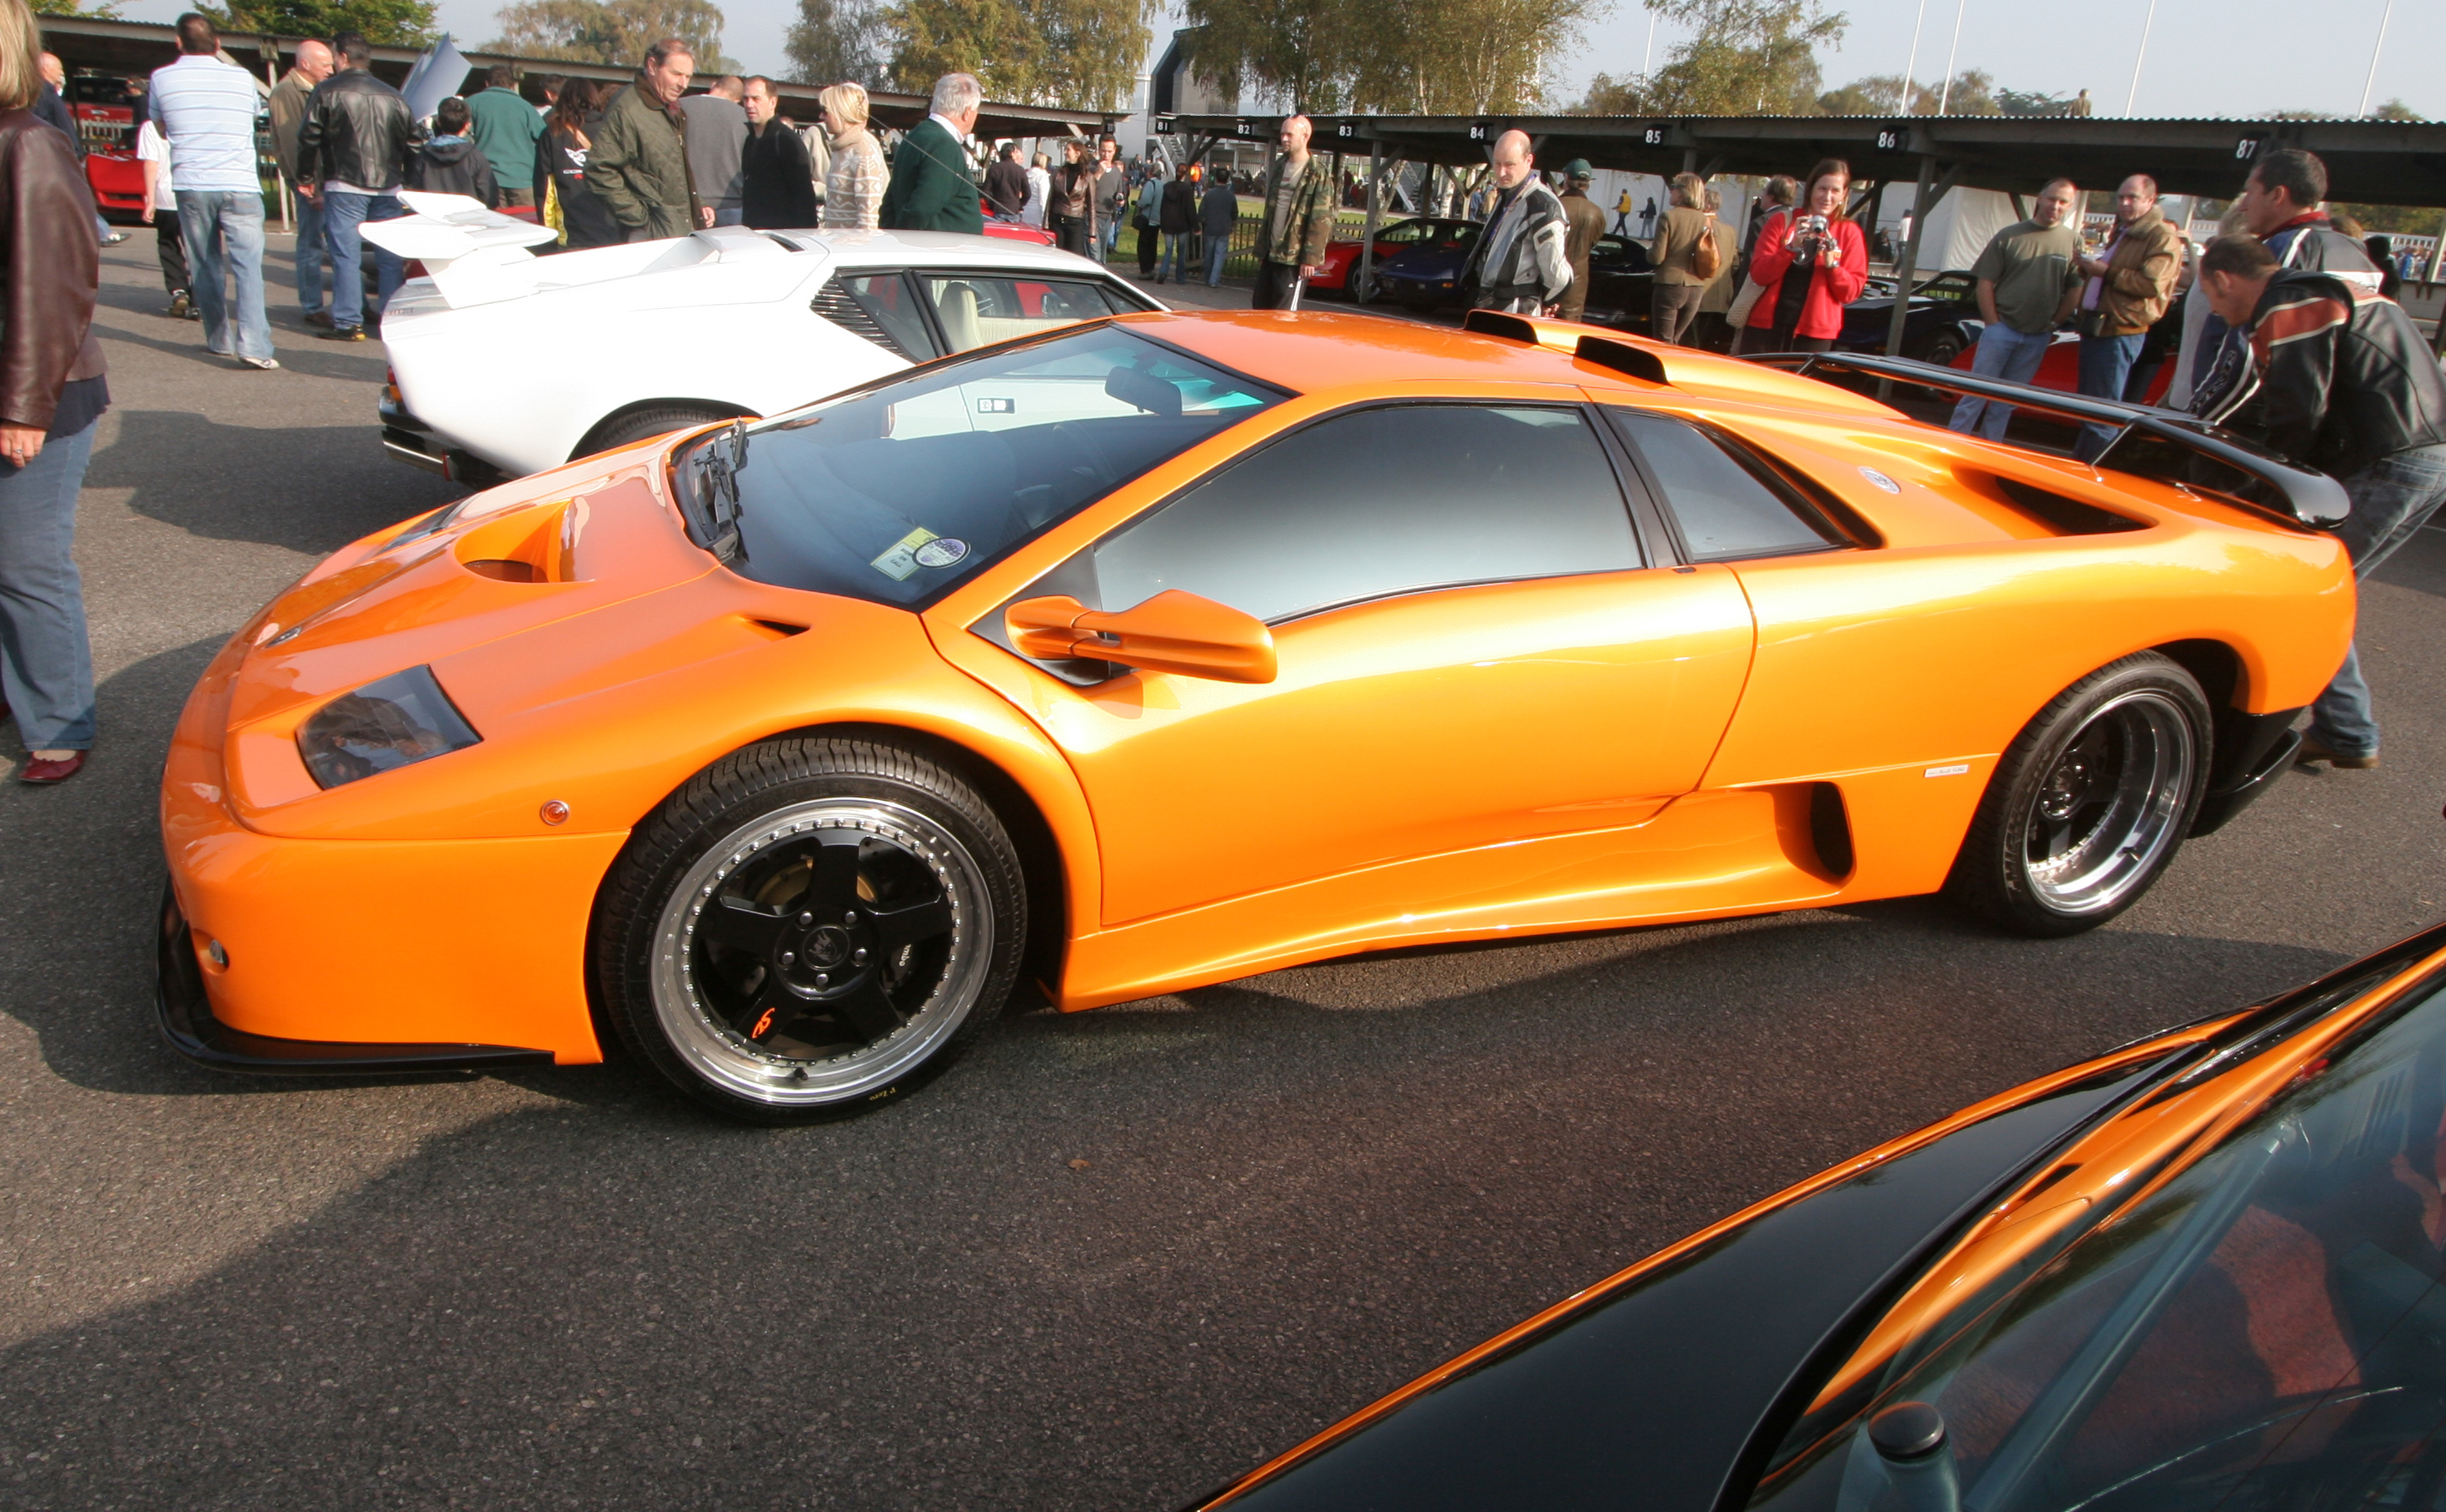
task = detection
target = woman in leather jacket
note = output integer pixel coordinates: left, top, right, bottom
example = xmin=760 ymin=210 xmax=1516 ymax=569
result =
xmin=0 ymin=0 xmax=107 ymax=783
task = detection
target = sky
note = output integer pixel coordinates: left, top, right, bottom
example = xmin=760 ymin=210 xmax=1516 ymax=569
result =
xmin=112 ymin=0 xmax=2441 ymax=123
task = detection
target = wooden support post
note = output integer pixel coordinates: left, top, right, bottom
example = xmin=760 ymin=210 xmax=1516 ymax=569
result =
xmin=1358 ymin=141 xmax=1385 ymax=303
xmin=1884 ymin=157 xmax=1963 ymax=360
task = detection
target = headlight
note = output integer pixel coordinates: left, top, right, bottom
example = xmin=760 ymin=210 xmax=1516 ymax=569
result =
xmin=296 ymin=666 xmax=481 ymax=789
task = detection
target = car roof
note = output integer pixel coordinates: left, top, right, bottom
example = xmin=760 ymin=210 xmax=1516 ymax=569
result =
xmin=728 ymin=226 xmax=1114 ymax=276
xmin=1113 ymin=310 xmax=1915 ymax=420
xmin=1108 ymin=310 xmax=1671 ymax=394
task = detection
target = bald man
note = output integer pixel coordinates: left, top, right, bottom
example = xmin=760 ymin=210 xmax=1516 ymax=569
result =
xmin=1252 ymin=114 xmax=1336 ymax=310
xmin=1462 ymin=130 xmax=1572 ymax=316
xmin=268 ymin=40 xmax=336 ymax=323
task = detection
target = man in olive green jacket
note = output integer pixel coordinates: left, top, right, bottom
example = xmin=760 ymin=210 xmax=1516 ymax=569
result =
xmin=586 ymin=39 xmax=706 ymax=241
xmin=1252 ymin=114 xmax=1335 ymax=310
xmin=880 ymin=73 xmax=985 ymax=234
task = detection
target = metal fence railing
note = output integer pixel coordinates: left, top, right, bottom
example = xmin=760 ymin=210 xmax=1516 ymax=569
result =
xmin=1113 ymin=204 xmax=1377 ymax=279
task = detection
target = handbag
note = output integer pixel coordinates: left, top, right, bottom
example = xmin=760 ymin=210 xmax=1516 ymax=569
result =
xmin=1726 ymin=271 xmax=1768 ymax=329
xmin=1691 ymin=216 xmax=1722 ymax=281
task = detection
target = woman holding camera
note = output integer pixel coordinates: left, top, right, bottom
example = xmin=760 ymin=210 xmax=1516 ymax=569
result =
xmin=1737 ymin=158 xmax=1867 ymax=355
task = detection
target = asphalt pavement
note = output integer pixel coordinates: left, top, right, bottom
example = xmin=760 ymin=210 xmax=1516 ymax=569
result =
xmin=6 ymin=236 xmax=2446 ymax=1510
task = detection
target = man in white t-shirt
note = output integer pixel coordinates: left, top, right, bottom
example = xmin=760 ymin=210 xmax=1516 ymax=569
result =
xmin=135 ymin=119 xmax=195 ymax=320
xmin=147 ymin=12 xmax=276 ymax=368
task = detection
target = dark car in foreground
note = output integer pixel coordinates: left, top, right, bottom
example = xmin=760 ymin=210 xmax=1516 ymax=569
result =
xmin=1192 ymin=920 xmax=2446 ymax=1511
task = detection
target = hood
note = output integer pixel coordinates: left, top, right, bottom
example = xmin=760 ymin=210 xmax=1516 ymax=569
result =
xmin=421 ymin=137 xmax=479 ymax=163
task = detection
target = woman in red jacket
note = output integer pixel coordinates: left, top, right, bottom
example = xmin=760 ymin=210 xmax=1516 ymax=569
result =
xmin=1738 ymin=158 xmax=1867 ymax=355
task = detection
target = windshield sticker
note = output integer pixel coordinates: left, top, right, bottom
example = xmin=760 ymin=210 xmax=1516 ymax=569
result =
xmin=975 ymin=397 xmax=1015 ymax=414
xmin=871 ymin=526 xmax=939 ymax=580
xmin=914 ymin=537 xmax=969 ymax=569
xmin=1859 ymin=466 xmax=1901 ymax=494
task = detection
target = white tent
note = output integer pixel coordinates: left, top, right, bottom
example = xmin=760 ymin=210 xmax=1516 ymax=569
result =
xmin=1875 ymin=185 xmax=2020 ymax=275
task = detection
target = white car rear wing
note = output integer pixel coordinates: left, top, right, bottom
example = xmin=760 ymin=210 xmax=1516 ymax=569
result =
xmin=357 ymin=192 xmax=560 ymax=310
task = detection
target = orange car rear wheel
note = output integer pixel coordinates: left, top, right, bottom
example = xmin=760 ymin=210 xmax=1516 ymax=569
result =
xmin=591 ymin=736 xmax=1028 ymax=1123
xmin=1947 ymin=652 xmax=2209 ymax=938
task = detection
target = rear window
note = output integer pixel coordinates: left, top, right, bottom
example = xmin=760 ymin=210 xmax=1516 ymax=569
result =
xmin=1607 ymin=410 xmax=1843 ymax=562
xmin=676 ymin=326 xmax=1283 ymax=609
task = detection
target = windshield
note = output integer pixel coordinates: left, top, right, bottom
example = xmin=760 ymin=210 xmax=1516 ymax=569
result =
xmin=675 ymin=326 xmax=1284 ymax=608
xmin=1747 ymin=976 xmax=2446 ymax=1512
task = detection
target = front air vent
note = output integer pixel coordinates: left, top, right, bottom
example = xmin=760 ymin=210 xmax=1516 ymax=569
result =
xmin=812 ymin=277 xmax=919 ymax=360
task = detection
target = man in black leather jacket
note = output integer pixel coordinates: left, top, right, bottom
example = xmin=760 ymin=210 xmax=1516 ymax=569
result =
xmin=2194 ymin=233 xmax=2446 ymax=772
xmin=295 ymin=32 xmax=421 ymax=341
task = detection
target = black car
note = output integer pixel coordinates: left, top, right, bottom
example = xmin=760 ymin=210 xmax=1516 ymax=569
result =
xmin=1837 ymin=269 xmax=1982 ymax=366
xmin=1192 ymin=920 xmax=2446 ymax=1511
xmin=1574 ymin=235 xmax=1658 ymax=332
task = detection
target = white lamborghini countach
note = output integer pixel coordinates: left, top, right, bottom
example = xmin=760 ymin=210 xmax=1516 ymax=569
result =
xmin=367 ymin=194 xmax=1161 ymax=485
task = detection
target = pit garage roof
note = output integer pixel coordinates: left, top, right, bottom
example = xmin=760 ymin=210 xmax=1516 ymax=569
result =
xmin=1155 ymin=111 xmax=2446 ymax=206
xmin=38 ymin=14 xmax=1113 ymax=138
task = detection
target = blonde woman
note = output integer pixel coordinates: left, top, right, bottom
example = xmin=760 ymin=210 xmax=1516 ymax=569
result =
xmin=0 ymin=0 xmax=107 ymax=782
xmin=817 ymin=82 xmax=884 ymax=231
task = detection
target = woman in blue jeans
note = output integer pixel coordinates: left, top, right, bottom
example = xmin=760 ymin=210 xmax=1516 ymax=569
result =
xmin=0 ymin=13 xmax=108 ymax=785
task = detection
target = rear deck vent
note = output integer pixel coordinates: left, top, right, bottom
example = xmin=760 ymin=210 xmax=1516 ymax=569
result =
xmin=1995 ymin=476 xmax=2147 ymax=535
xmin=812 ymin=277 xmax=919 ymax=360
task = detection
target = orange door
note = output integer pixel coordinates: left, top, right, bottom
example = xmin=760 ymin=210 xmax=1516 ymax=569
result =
xmin=955 ymin=401 xmax=1758 ymax=926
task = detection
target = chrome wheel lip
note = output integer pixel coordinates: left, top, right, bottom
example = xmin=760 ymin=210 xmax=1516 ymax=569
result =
xmin=649 ymin=798 xmax=992 ymax=1107
xmin=2019 ymin=689 xmax=2197 ymax=916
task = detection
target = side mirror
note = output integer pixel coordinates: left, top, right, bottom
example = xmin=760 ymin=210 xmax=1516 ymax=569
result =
xmin=1005 ymin=589 xmax=1276 ymax=684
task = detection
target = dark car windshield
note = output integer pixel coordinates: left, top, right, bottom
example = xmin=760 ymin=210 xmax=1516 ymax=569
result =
xmin=675 ymin=326 xmax=1285 ymax=608
xmin=1747 ymin=973 xmax=2446 ymax=1512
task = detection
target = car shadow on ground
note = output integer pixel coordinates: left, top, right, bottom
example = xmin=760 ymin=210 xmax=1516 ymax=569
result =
xmin=0 ymin=873 xmax=2347 ymax=1508
xmin=85 ymin=407 xmax=454 ymax=558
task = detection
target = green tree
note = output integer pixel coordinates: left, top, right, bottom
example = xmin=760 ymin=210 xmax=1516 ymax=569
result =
xmin=1185 ymin=0 xmax=1591 ymax=116
xmin=207 ymin=0 xmax=434 ymax=42
xmin=883 ymin=0 xmax=1156 ymax=111
xmin=486 ymin=0 xmax=734 ymax=70
xmin=1620 ymin=0 xmax=1845 ymax=116
xmin=32 ymin=0 xmax=124 ymax=17
xmin=2366 ymin=97 xmax=2424 ymax=121
xmin=785 ymin=0 xmax=887 ymax=86
xmin=1995 ymin=86 xmax=2073 ymax=115
xmin=1818 ymin=68 xmax=1995 ymax=115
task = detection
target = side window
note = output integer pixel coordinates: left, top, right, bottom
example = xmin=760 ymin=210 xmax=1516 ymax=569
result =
xmin=1380 ymin=221 xmax=1432 ymax=244
xmin=924 ymin=275 xmax=1125 ymax=352
xmin=1090 ymin=405 xmax=1640 ymax=624
xmin=819 ymin=271 xmax=938 ymax=362
xmin=1606 ymin=410 xmax=1842 ymax=563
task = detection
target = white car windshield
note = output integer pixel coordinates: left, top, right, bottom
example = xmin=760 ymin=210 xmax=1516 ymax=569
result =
xmin=677 ymin=326 xmax=1283 ymax=608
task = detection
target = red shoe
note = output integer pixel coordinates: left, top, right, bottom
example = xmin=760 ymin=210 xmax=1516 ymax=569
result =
xmin=19 ymin=751 xmax=86 ymax=784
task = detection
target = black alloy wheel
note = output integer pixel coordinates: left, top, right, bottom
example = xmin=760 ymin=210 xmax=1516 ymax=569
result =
xmin=593 ymin=737 xmax=1027 ymax=1122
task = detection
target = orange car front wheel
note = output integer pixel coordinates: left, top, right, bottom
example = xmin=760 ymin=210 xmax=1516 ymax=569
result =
xmin=590 ymin=736 xmax=1029 ymax=1123
xmin=1946 ymin=651 xmax=2209 ymax=938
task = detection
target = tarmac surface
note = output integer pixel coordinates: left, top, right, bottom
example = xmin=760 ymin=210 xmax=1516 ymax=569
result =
xmin=6 ymin=236 xmax=2446 ymax=1510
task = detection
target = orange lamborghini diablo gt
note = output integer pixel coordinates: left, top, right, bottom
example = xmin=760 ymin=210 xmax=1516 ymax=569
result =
xmin=159 ymin=311 xmax=2355 ymax=1122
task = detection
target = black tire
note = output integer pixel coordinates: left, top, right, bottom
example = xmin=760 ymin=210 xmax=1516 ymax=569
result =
xmin=1946 ymin=652 xmax=2210 ymax=938
xmin=591 ymin=736 xmax=1028 ymax=1124
xmin=1918 ymin=328 xmax=1966 ymax=366
xmin=1351 ymin=268 xmax=1383 ymax=305
xmin=580 ymin=405 xmax=747 ymax=460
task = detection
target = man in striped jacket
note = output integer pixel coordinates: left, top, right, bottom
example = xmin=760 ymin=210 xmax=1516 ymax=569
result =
xmin=148 ymin=13 xmax=276 ymax=368
xmin=2194 ymin=232 xmax=2446 ymax=772
xmin=1462 ymin=130 xmax=1572 ymax=316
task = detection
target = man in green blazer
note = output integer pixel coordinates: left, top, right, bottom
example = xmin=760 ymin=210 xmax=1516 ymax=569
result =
xmin=880 ymin=72 xmax=984 ymax=235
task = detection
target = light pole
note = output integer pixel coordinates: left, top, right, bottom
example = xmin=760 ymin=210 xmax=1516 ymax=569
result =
xmin=2356 ymin=0 xmax=2397 ymax=116
xmin=1899 ymin=0 xmax=1930 ymax=112
xmin=1641 ymin=7 xmax=1657 ymax=78
xmin=2125 ymin=0 xmax=2159 ymax=115
xmin=1935 ymin=0 xmax=1968 ymax=113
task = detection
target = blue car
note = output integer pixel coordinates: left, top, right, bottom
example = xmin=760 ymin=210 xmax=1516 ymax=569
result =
xmin=1372 ymin=222 xmax=1482 ymax=309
